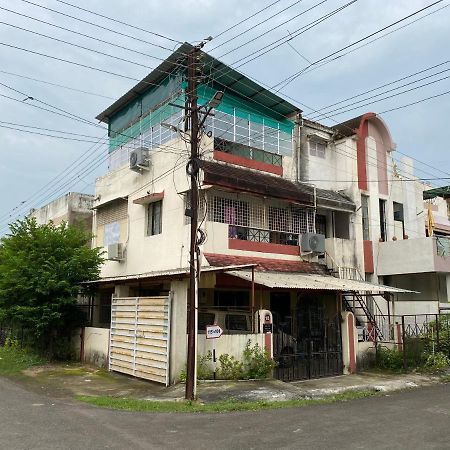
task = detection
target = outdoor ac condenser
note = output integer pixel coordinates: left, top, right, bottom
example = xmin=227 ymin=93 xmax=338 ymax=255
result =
xmin=300 ymin=233 xmax=325 ymax=253
xmin=107 ymin=243 xmax=124 ymax=261
xmin=129 ymin=147 xmax=150 ymax=173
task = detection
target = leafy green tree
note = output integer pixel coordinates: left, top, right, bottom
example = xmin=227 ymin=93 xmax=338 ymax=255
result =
xmin=0 ymin=217 xmax=104 ymax=357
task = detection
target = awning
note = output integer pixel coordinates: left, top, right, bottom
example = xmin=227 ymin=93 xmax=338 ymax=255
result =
xmin=225 ymin=270 xmax=417 ymax=293
xmin=133 ymin=191 xmax=164 ymax=205
xmin=84 ymin=264 xmax=257 ymax=284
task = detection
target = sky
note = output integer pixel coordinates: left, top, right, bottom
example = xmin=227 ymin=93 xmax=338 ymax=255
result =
xmin=0 ymin=0 xmax=449 ymax=234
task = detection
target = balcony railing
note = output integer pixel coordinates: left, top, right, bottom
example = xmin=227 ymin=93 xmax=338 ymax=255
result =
xmin=229 ymin=225 xmax=299 ymax=246
xmin=436 ymin=236 xmax=450 ymax=257
xmin=215 ymin=138 xmax=282 ymax=167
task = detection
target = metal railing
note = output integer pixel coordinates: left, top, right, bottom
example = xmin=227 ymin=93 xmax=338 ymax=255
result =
xmin=215 ymin=138 xmax=283 ymax=166
xmin=229 ymin=225 xmax=299 ymax=246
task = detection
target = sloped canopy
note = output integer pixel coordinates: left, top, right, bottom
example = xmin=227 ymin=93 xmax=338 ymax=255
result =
xmin=226 ymin=270 xmax=416 ymax=293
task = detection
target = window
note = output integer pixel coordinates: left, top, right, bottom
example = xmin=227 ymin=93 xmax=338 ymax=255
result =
xmin=315 ymin=214 xmax=327 ymax=236
xmin=393 ymin=202 xmax=405 ymax=238
xmin=361 ymin=195 xmax=370 ymax=241
xmin=309 ymin=140 xmax=326 ymax=158
xmin=147 ymin=200 xmax=162 ymax=235
xmin=225 ymin=314 xmax=250 ymax=332
xmin=379 ymin=199 xmax=387 ymax=241
xmin=198 ymin=313 xmax=215 ymax=332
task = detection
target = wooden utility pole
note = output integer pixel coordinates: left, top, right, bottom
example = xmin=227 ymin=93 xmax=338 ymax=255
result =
xmin=185 ymin=46 xmax=200 ymax=401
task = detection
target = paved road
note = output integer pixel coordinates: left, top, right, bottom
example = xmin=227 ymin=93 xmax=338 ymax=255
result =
xmin=1 ymin=377 xmax=450 ymax=450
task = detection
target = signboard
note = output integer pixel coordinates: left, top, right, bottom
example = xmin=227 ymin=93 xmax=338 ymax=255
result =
xmin=263 ymin=323 xmax=273 ymax=334
xmin=206 ymin=324 xmax=223 ymax=339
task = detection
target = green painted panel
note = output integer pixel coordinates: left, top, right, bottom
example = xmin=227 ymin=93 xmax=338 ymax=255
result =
xmin=197 ymin=84 xmax=294 ymax=133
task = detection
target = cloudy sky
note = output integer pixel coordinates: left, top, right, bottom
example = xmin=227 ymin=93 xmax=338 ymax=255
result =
xmin=0 ymin=0 xmax=449 ymax=234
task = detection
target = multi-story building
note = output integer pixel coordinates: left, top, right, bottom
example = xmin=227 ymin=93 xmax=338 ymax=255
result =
xmin=87 ymin=44 xmax=417 ymax=384
xmin=29 ymin=192 xmax=94 ymax=231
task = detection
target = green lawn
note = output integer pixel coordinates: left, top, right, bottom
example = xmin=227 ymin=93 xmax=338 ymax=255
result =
xmin=77 ymin=389 xmax=378 ymax=413
xmin=0 ymin=345 xmax=44 ymax=376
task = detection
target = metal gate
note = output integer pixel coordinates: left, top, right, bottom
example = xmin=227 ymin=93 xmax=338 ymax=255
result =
xmin=109 ymin=295 xmax=172 ymax=385
xmin=273 ymin=299 xmax=343 ymax=382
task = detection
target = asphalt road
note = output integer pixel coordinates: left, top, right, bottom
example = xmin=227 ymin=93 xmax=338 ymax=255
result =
xmin=1 ymin=377 xmax=450 ymax=450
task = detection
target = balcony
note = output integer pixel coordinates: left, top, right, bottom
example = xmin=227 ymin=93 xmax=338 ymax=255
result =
xmin=213 ymin=138 xmax=283 ymax=175
xmin=377 ymin=236 xmax=450 ymax=276
xmin=228 ymin=225 xmax=300 ymax=255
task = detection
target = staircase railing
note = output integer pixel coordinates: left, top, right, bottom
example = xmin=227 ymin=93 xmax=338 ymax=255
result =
xmin=324 ymin=252 xmax=388 ymax=341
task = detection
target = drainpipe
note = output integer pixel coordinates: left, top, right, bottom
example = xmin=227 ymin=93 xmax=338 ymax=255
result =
xmin=294 ymin=112 xmax=303 ymax=182
xmin=298 ymin=114 xmax=309 ymax=182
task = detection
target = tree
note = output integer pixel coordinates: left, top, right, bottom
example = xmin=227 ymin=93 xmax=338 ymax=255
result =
xmin=0 ymin=217 xmax=104 ymax=357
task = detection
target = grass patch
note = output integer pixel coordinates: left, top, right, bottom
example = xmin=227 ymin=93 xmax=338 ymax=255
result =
xmin=0 ymin=345 xmax=45 ymax=376
xmin=77 ymin=389 xmax=378 ymax=413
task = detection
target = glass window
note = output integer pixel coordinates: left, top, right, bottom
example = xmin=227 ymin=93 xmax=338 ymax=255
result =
xmin=225 ymin=314 xmax=250 ymax=331
xmin=147 ymin=200 xmax=162 ymax=236
xmin=379 ymin=199 xmax=387 ymax=242
xmin=198 ymin=313 xmax=215 ymax=332
xmin=309 ymin=140 xmax=326 ymax=158
xmin=361 ymin=195 xmax=370 ymax=241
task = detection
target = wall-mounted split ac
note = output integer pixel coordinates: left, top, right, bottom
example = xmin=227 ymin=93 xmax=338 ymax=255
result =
xmin=301 ymin=233 xmax=325 ymax=254
xmin=107 ymin=243 xmax=124 ymax=261
xmin=130 ymin=147 xmax=150 ymax=173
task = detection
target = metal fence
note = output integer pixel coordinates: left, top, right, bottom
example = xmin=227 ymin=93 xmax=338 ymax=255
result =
xmin=358 ymin=313 xmax=450 ymax=370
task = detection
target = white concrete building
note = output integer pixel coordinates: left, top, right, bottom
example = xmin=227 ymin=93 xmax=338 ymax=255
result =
xmin=85 ymin=44 xmax=425 ymax=384
xmin=29 ymin=192 xmax=94 ymax=231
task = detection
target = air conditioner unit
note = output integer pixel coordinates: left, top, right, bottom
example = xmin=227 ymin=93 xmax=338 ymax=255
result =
xmin=301 ymin=233 xmax=325 ymax=254
xmin=107 ymin=243 xmax=124 ymax=261
xmin=129 ymin=147 xmax=150 ymax=173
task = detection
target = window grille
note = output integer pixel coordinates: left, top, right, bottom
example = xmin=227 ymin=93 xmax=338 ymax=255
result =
xmin=108 ymin=108 xmax=183 ymax=171
xmin=206 ymin=191 xmax=315 ymax=235
xmin=210 ymin=108 xmax=293 ymax=156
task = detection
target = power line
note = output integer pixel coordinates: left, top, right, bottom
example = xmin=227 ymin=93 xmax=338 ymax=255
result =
xmin=308 ymin=59 xmax=450 ymax=120
xmin=309 ymin=72 xmax=450 ymax=119
xmin=0 ymin=69 xmax=115 ymax=100
xmin=212 ymin=0 xmax=306 ymax=51
xmin=0 ymin=6 xmax=184 ymax=67
xmin=0 ymin=124 xmax=106 ymax=143
xmin=274 ymin=0 xmax=444 ymax=90
xmin=283 ymin=2 xmax=450 ymax=85
xmin=0 ymin=20 xmax=158 ymax=72
xmin=214 ymin=0 xmax=284 ymax=40
xmin=379 ymin=89 xmax=450 ymax=115
xmin=53 ymin=0 xmax=182 ymax=44
xmin=18 ymin=0 xmax=179 ymax=53
xmin=226 ymin=0 xmax=359 ymax=69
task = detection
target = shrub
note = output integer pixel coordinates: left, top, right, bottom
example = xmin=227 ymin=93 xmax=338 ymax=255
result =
xmin=217 ymin=353 xmax=244 ymax=380
xmin=424 ymin=352 xmax=450 ymax=371
xmin=179 ymin=351 xmax=214 ymax=382
xmin=376 ymin=346 xmax=404 ymax=371
xmin=242 ymin=341 xmax=276 ymax=379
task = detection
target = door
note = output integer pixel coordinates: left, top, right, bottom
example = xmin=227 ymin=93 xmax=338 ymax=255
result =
xmin=273 ymin=295 xmax=342 ymax=381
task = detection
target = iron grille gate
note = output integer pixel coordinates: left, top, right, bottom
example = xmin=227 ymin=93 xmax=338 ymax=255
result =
xmin=272 ymin=301 xmax=343 ymax=382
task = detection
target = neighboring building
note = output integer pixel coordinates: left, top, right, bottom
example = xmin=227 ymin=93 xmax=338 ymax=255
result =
xmin=29 ymin=192 xmax=94 ymax=232
xmin=86 ymin=43 xmax=409 ymax=384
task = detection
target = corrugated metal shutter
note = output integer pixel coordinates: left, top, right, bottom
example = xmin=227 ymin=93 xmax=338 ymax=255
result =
xmin=97 ymin=200 xmax=128 ymax=226
xmin=109 ymin=295 xmax=172 ymax=385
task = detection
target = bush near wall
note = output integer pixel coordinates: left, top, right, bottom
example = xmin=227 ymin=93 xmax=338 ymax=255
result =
xmin=180 ymin=341 xmax=275 ymax=381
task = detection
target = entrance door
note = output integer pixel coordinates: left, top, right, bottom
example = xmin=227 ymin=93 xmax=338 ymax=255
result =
xmin=273 ymin=295 xmax=342 ymax=382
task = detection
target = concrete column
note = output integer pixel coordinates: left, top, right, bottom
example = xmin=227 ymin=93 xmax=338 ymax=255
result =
xmin=114 ymin=284 xmax=130 ymax=297
xmin=341 ymin=311 xmax=357 ymax=374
